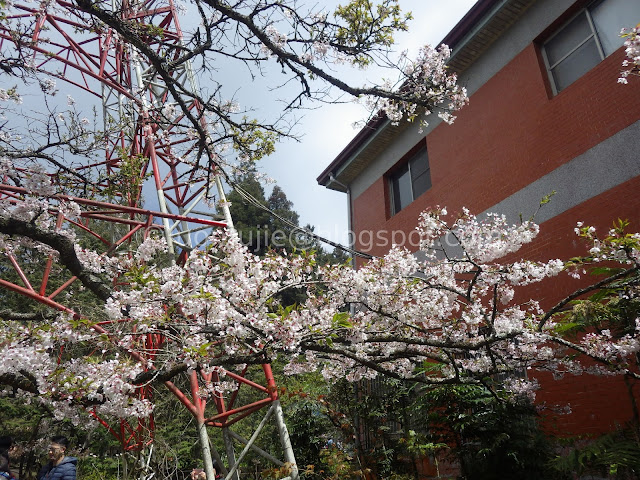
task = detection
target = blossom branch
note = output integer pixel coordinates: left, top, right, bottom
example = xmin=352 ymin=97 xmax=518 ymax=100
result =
xmin=537 ymin=266 xmax=639 ymax=331
xmin=0 ymin=216 xmax=112 ymax=301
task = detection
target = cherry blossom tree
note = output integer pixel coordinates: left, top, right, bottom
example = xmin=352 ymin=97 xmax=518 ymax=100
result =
xmin=2 ymin=161 xmax=640 ymax=477
xmin=2 ymin=195 xmax=639 ymax=417
xmin=0 ymin=0 xmax=469 ymax=476
xmin=2 ymin=0 xmax=640 ymax=477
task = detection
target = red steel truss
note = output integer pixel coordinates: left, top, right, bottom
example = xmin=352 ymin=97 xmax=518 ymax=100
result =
xmin=0 ymin=0 xmax=297 ymax=476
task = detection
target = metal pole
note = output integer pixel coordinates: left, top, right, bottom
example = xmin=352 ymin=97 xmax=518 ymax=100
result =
xmin=226 ymin=430 xmax=284 ymax=466
xmin=273 ymin=400 xmax=299 ymax=480
xmin=222 ymin=428 xmax=240 ymax=480
xmin=215 ymin=175 xmax=234 ymax=229
xmin=197 ymin=420 xmax=216 ymax=480
xmin=224 ymin=405 xmax=275 ymax=480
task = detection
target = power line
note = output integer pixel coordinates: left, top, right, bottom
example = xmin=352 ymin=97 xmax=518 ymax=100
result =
xmin=227 ymin=178 xmax=374 ymax=260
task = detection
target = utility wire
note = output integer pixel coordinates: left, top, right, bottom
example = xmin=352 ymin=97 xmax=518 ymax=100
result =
xmin=227 ymin=178 xmax=375 ymax=260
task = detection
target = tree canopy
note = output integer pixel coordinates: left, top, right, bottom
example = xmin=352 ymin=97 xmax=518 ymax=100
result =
xmin=1 ymin=0 xmax=640 ymax=478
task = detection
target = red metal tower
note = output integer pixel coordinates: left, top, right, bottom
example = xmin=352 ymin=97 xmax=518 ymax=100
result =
xmin=0 ymin=1 xmax=297 ymax=478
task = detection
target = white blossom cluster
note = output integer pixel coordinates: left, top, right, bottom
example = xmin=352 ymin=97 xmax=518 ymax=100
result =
xmin=0 ymin=87 xmax=23 ymax=104
xmin=261 ymin=25 xmax=288 ymax=57
xmin=39 ymin=77 xmax=58 ymax=95
xmin=362 ymin=44 xmax=468 ymax=131
xmin=0 ymin=314 xmax=153 ymax=422
xmin=1 ymin=153 xmax=640 ymax=418
xmin=96 ymin=208 xmax=564 ymax=398
xmin=619 ymin=26 xmax=640 ymax=84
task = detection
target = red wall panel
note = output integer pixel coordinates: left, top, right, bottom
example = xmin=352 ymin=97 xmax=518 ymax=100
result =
xmin=352 ymin=45 xmax=640 ymax=259
xmin=350 ymin=43 xmax=640 ymax=435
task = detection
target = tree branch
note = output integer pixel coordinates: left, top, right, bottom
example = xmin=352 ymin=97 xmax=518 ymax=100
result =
xmin=537 ymin=266 xmax=639 ymax=331
xmin=0 ymin=216 xmax=112 ymax=301
xmin=0 ymin=309 xmax=57 ymax=322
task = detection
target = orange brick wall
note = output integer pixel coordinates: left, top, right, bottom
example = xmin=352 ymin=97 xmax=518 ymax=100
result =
xmin=350 ymin=43 xmax=640 ymax=435
xmin=515 ymin=176 xmax=640 ymax=435
xmin=352 ymin=45 xmax=640 ymax=259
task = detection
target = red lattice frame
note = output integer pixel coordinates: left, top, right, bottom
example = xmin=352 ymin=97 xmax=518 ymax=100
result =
xmin=0 ymin=0 xmax=289 ymax=456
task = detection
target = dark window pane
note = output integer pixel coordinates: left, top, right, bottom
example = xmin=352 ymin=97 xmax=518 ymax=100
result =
xmin=546 ymin=12 xmax=592 ymax=66
xmin=591 ymin=0 xmax=640 ymax=56
xmin=390 ymin=145 xmax=432 ymax=214
xmin=391 ymin=165 xmax=412 ymax=213
xmin=551 ymin=37 xmax=601 ymax=91
xmin=412 ymin=169 xmax=431 ymax=199
xmin=410 ymin=146 xmax=431 ymax=199
xmin=409 ymin=147 xmax=429 ymax=177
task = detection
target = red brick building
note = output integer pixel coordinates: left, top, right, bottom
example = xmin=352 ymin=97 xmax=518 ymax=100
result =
xmin=318 ymin=0 xmax=640 ymax=438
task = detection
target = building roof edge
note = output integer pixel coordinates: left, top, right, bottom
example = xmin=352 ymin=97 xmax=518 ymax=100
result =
xmin=316 ymin=0 xmax=500 ymax=188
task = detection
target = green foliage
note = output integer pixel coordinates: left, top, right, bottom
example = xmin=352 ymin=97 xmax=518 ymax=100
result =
xmin=320 ymin=377 xmax=424 ymax=479
xmin=0 ymin=237 xmax=106 ymax=319
xmin=334 ymin=0 xmax=412 ymax=66
xmin=252 ymin=359 xmax=367 ymax=479
xmin=76 ymin=454 xmax=122 ymax=480
xmin=543 ymin=217 xmax=640 ymax=478
xmin=421 ymin=384 xmax=559 ymax=480
xmin=553 ymin=218 xmax=640 ymax=364
xmin=0 ymin=394 xmax=130 ymax=480
xmin=316 ymin=245 xmax=350 ymax=266
xmin=227 ymin=173 xmax=348 ymax=267
xmin=315 ymin=445 xmax=362 ymax=479
xmin=231 ymin=118 xmax=277 ymax=164
xmin=331 ymin=311 xmax=353 ymax=329
xmin=227 ymin=175 xmax=310 ymax=258
xmin=268 ymin=185 xmax=300 ymax=246
xmin=540 ymin=189 xmax=557 ymax=206
xmin=0 ymin=85 xmax=20 ymax=101
xmin=102 ymin=148 xmax=151 ymax=205
xmin=571 ymin=218 xmax=638 ymax=263
xmin=551 ymin=429 xmax=640 ymax=479
xmin=401 ymin=429 xmax=448 ymax=458
xmin=149 ymin=385 xmax=205 ymax=477
xmin=561 ymin=295 xmax=640 ymax=338
xmin=143 ymin=24 xmax=165 ymax=39
xmin=522 ymin=190 xmax=556 ymax=223
xmin=227 ymin=174 xmax=273 ymax=256
xmin=270 ymin=363 xmax=342 ymax=472
xmin=0 ymin=397 xmax=48 ymax=480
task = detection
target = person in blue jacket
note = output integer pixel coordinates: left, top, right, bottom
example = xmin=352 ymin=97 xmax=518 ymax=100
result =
xmin=0 ymin=436 xmax=17 ymax=480
xmin=0 ymin=449 xmax=16 ymax=480
xmin=37 ymin=436 xmax=77 ymax=480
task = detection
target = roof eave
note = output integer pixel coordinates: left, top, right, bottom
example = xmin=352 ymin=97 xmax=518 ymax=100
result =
xmin=316 ymin=0 xmax=508 ymax=190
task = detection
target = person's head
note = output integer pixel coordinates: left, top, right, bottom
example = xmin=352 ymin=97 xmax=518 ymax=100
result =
xmin=48 ymin=436 xmax=69 ymax=464
xmin=0 ymin=437 xmax=12 ymax=451
xmin=0 ymin=436 xmax=19 ymax=462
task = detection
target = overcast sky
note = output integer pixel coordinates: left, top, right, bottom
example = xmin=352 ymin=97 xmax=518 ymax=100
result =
xmin=258 ymin=0 xmax=479 ymax=248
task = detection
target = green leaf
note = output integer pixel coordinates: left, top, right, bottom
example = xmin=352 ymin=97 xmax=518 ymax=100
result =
xmin=540 ymin=190 xmax=556 ymax=206
xmin=589 ymin=266 xmax=625 ymax=276
xmin=552 ymin=321 xmax=581 ymax=335
xmin=332 ymin=311 xmax=353 ymax=328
